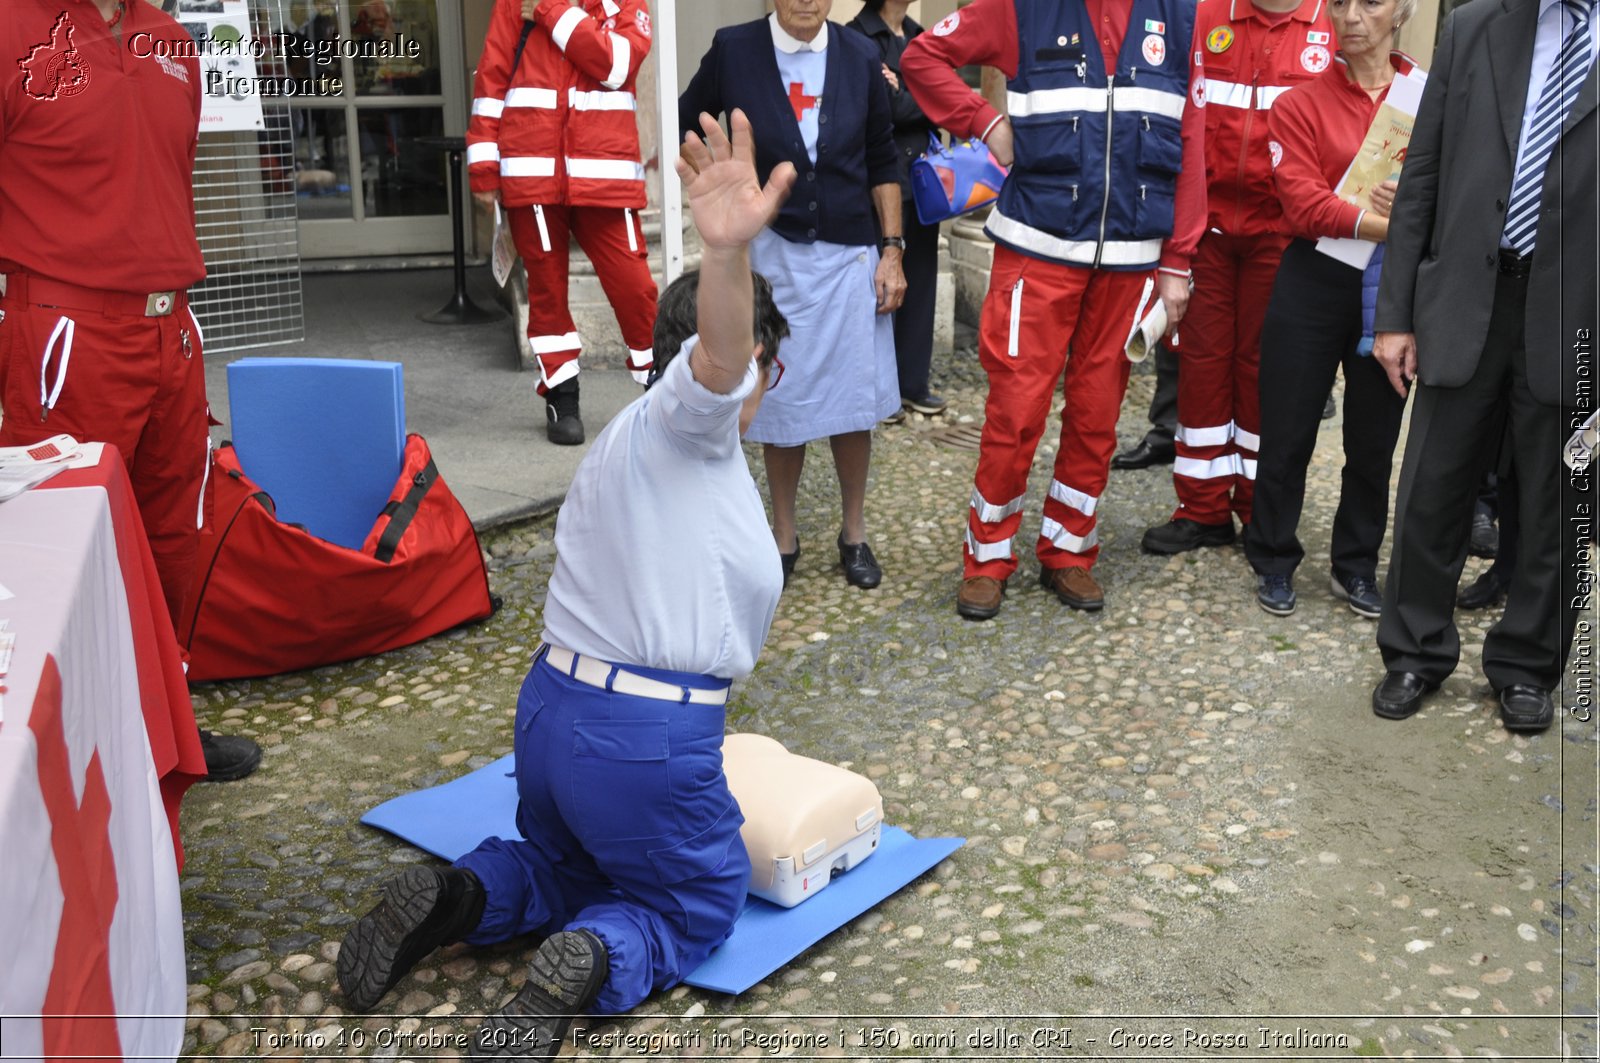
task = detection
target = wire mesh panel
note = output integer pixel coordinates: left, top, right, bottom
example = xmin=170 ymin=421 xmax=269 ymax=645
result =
xmin=190 ymin=0 xmax=305 ymax=353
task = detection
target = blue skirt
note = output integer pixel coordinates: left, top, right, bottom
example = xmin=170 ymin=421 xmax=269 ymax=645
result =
xmin=745 ymin=228 xmax=900 ymax=446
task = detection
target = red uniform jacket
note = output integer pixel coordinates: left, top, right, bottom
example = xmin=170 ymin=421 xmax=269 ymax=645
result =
xmin=1196 ymin=0 xmax=1333 ymax=237
xmin=468 ymin=0 xmax=652 ymax=209
xmin=1268 ymin=50 xmax=1421 ymax=240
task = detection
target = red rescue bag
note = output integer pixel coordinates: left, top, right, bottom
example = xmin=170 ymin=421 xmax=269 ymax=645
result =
xmin=178 ymin=434 xmax=494 ymax=681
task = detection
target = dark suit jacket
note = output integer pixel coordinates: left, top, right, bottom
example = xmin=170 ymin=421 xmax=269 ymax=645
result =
xmin=678 ymin=19 xmax=900 ymax=247
xmin=1375 ymin=0 xmax=1598 ymax=406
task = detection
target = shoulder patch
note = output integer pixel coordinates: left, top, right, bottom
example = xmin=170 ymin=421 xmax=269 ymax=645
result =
xmin=932 ymin=11 xmax=960 ymax=36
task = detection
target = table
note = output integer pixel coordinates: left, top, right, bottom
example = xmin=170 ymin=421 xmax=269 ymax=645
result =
xmin=417 ymin=134 xmax=505 ymax=325
xmin=0 ymin=446 xmax=200 ymax=1062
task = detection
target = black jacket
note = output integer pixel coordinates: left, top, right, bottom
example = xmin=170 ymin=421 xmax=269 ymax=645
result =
xmin=845 ymin=7 xmax=938 ymax=195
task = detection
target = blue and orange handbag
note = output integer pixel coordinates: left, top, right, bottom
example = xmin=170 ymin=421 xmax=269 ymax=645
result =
xmin=908 ymin=132 xmax=1009 ymax=226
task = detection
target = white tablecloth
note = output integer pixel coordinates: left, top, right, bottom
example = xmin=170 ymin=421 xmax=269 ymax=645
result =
xmin=0 ymin=486 xmax=184 ymax=1062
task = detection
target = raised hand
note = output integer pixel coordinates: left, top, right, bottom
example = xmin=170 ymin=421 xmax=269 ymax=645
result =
xmin=676 ymin=110 xmax=796 ymax=252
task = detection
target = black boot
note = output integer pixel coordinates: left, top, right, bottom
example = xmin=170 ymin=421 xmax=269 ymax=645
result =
xmin=337 ymin=867 xmax=486 ymax=1012
xmin=544 ymin=379 xmax=584 ymax=446
xmin=472 ymin=930 xmax=608 ymax=1062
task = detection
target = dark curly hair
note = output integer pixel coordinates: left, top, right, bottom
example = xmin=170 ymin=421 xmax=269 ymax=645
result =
xmin=647 ymin=270 xmax=790 ymax=388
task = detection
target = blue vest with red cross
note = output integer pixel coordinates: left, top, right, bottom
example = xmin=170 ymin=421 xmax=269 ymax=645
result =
xmin=988 ymin=0 xmax=1198 ymax=270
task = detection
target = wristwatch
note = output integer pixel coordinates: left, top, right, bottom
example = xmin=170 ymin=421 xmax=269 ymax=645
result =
xmin=879 ymin=236 xmax=906 ymax=250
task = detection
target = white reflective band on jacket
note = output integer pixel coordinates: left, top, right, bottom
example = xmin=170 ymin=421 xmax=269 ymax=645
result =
xmin=1175 ymin=454 xmax=1240 ymax=479
xmin=987 ymin=209 xmax=1163 ymax=268
xmin=1200 ymin=78 xmax=1295 ymax=110
xmin=1006 ymin=85 xmax=1187 ymax=120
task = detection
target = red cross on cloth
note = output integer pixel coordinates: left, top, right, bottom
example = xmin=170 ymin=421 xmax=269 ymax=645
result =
xmin=787 ymin=81 xmax=819 ymax=122
xmin=29 ymin=654 xmax=124 ymax=1062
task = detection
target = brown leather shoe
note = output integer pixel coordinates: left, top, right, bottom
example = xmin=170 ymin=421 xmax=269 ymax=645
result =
xmin=956 ymin=575 xmax=1006 ymax=620
xmin=1039 ymin=565 xmax=1104 ymax=611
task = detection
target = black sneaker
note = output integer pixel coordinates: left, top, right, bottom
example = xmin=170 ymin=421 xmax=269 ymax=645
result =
xmin=198 ymin=730 xmax=261 ymax=783
xmin=1256 ymin=572 xmax=1296 ymax=616
xmin=1330 ymin=573 xmax=1382 ymax=619
xmin=544 ymin=379 xmax=584 ymax=446
xmin=472 ymin=930 xmax=608 ymax=1062
xmin=338 ymin=867 xmax=486 ymax=1012
xmin=1140 ymin=517 xmax=1235 ymax=555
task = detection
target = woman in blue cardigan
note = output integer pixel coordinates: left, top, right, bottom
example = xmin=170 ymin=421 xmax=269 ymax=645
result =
xmin=680 ymin=0 xmax=906 ymax=591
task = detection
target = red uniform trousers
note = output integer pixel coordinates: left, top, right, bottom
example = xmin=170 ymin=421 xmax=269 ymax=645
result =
xmin=507 ymin=203 xmax=658 ymax=393
xmin=0 ymin=279 xmax=210 ymax=630
xmin=965 ymin=247 xmax=1151 ymax=580
xmin=1170 ymin=231 xmax=1288 ymax=527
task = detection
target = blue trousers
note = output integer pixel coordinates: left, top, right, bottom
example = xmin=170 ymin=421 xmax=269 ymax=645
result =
xmin=455 ymin=652 xmax=749 ymax=1013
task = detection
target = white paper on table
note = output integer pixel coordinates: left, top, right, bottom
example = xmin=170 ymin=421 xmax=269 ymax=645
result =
xmin=492 ymin=203 xmax=517 ymax=289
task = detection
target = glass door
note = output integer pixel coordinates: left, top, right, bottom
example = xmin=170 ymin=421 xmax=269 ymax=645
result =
xmin=278 ymin=0 xmax=467 ymax=257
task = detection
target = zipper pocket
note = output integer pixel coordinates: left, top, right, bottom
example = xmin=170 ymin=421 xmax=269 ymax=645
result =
xmin=1007 ymin=278 xmax=1025 ymax=359
xmin=533 ymin=204 xmax=552 ymax=253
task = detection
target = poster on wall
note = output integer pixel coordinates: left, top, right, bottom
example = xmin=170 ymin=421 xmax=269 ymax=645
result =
xmin=154 ymin=0 xmax=268 ymax=132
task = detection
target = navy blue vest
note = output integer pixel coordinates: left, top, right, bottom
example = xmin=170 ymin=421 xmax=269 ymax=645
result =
xmin=989 ymin=0 xmax=1198 ymax=269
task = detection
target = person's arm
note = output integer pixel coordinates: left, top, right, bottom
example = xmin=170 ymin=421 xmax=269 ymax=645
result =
xmin=1268 ymin=90 xmax=1365 ymax=240
xmin=467 ymin=0 xmax=523 ymax=206
xmin=861 ymin=57 xmax=906 ymax=314
xmin=900 ymin=0 xmax=1020 ymax=157
xmin=1373 ymin=18 xmax=1449 ymax=396
xmin=1157 ymin=16 xmax=1209 ymax=331
xmin=528 ymin=0 xmax=651 ymax=89
xmin=677 ymin=32 xmax=724 ymax=143
xmin=678 ymin=110 xmax=796 ymax=394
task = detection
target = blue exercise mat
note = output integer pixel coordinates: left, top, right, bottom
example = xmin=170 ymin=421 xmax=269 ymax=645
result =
xmin=227 ymin=358 xmax=406 ymax=551
xmin=361 ymin=754 xmax=964 ymax=995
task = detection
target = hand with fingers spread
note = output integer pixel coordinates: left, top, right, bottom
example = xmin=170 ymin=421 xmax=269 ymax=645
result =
xmin=676 ymin=110 xmax=797 ymax=252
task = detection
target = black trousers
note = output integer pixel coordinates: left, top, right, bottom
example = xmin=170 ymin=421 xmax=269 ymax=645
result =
xmin=1141 ymin=341 xmax=1179 ymax=444
xmin=1244 ymin=240 xmax=1406 ymax=580
xmin=893 ymin=201 xmax=941 ymax=402
xmin=1378 ymin=268 xmax=1584 ymax=690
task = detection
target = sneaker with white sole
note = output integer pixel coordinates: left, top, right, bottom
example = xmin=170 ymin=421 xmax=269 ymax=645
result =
xmin=1256 ymin=572 xmax=1296 ymax=616
xmin=1329 ymin=573 xmax=1382 ymax=619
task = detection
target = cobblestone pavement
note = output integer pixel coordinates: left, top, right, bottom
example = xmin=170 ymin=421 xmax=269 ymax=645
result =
xmin=180 ymin=345 xmax=1598 ymax=1060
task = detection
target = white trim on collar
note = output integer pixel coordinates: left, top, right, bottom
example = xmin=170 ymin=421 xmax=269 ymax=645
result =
xmin=770 ymin=12 xmax=828 ymax=53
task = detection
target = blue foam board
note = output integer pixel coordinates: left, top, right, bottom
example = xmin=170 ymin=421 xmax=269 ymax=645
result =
xmin=227 ymin=358 xmax=406 ymax=551
xmin=361 ymin=755 xmax=964 ymax=996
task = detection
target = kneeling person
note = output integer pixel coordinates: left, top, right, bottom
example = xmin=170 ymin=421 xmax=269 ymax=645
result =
xmin=338 ymin=111 xmax=795 ymax=1059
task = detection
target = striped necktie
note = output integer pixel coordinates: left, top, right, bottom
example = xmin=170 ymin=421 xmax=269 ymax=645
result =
xmin=1503 ymin=0 xmax=1595 ymax=255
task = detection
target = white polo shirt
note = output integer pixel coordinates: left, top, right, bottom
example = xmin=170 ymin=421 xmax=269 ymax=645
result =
xmin=541 ymin=339 xmax=782 ymax=680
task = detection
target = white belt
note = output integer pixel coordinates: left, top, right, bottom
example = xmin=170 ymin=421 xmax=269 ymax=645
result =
xmin=543 ymin=645 xmax=729 ymax=706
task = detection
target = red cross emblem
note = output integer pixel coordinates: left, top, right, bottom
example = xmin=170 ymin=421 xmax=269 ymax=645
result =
xmin=787 ymin=81 xmax=819 ymax=123
xmin=28 ymin=656 xmax=124 ymax=1060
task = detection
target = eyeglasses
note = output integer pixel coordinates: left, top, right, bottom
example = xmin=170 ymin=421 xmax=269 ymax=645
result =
xmin=766 ymin=356 xmax=785 ymax=391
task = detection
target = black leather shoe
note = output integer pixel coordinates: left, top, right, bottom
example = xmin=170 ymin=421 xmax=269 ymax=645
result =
xmin=838 ymin=534 xmax=882 ymax=589
xmin=780 ymin=536 xmax=800 ymax=586
xmin=1111 ymin=437 xmax=1175 ymax=470
xmin=339 ymin=867 xmax=487 ymax=1012
xmin=1457 ymin=567 xmax=1511 ymax=610
xmin=1371 ymin=671 xmax=1436 ymax=720
xmin=1321 ymin=393 xmax=1337 ymax=420
xmin=472 ymin=930 xmax=608 ymax=1062
xmin=199 ymin=730 xmax=261 ymax=782
xmin=1497 ymin=684 xmax=1554 ymax=733
xmin=1468 ymin=509 xmax=1499 ymax=558
xmin=1141 ymin=517 xmax=1235 ymax=554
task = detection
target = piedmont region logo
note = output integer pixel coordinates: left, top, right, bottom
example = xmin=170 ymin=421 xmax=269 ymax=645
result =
xmin=19 ymin=12 xmax=91 ymax=101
